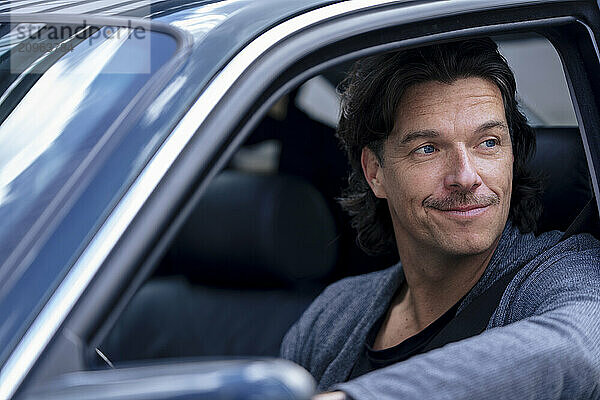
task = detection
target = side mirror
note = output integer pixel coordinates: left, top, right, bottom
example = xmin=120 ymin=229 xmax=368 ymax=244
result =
xmin=24 ymin=359 xmax=315 ymax=400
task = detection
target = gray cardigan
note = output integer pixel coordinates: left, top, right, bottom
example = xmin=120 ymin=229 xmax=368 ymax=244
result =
xmin=280 ymin=222 xmax=600 ymax=399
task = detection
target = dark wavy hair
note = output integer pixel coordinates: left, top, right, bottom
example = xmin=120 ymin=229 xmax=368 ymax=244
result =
xmin=336 ymin=38 xmax=543 ymax=255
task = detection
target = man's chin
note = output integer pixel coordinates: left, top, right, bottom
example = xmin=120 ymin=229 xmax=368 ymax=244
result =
xmin=442 ymin=241 xmax=494 ymax=257
xmin=434 ymin=229 xmax=500 ymax=257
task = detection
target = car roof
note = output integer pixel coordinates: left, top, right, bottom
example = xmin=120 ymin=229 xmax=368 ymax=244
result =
xmin=0 ymin=0 xmax=339 ymax=19
xmin=0 ymin=0 xmax=349 ymax=56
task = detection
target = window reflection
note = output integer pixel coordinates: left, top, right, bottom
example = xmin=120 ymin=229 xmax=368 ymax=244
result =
xmin=0 ymin=24 xmax=176 ymax=270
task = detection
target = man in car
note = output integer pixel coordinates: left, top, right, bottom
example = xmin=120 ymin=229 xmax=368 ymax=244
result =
xmin=280 ymin=38 xmax=600 ymax=399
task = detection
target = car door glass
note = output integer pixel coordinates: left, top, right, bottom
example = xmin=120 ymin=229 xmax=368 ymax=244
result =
xmin=0 ymin=21 xmax=178 ymax=365
xmin=0 ymin=23 xmax=176 ymax=276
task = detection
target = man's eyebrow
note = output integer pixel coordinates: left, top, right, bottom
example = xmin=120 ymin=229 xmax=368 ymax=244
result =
xmin=475 ymin=120 xmax=509 ymax=134
xmin=398 ymin=130 xmax=439 ymax=145
xmin=398 ymin=121 xmax=507 ymax=145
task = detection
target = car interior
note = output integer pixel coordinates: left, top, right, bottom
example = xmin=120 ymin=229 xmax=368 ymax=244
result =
xmin=94 ymin=33 xmax=600 ymax=368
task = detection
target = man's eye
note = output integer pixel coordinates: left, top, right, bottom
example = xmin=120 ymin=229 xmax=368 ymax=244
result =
xmin=415 ymin=144 xmax=436 ymax=154
xmin=481 ymin=139 xmax=498 ymax=148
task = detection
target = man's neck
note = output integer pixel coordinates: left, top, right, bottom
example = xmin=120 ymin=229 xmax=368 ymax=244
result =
xmin=398 ymin=237 xmax=500 ymax=330
xmin=372 ymin=241 xmax=498 ymax=350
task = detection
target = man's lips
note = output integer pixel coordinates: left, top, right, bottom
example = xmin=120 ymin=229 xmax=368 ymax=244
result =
xmin=442 ymin=205 xmax=489 ymax=212
xmin=432 ymin=204 xmax=491 ymax=218
xmin=423 ymin=192 xmax=500 ymax=218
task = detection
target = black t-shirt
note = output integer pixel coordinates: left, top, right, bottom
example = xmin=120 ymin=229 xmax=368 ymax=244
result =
xmin=348 ymin=299 xmax=461 ymax=380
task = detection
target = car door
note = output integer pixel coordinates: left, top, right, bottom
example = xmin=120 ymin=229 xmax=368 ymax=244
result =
xmin=4 ymin=0 xmax=600 ymax=399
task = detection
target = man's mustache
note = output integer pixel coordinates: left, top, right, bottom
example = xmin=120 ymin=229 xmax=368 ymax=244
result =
xmin=423 ymin=191 xmax=500 ymax=211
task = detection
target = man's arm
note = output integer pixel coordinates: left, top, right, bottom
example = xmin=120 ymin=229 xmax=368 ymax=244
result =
xmin=331 ymin=272 xmax=600 ymax=399
xmin=282 ymin=243 xmax=600 ymax=399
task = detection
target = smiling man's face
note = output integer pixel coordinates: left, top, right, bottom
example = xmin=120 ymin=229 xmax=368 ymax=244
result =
xmin=364 ymin=77 xmax=513 ymax=257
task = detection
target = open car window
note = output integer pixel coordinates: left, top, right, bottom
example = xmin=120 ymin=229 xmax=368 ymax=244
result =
xmin=294 ymin=34 xmax=578 ymax=130
xmin=95 ymin=33 xmax=590 ymax=369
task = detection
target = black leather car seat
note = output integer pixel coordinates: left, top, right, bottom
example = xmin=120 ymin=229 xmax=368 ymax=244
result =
xmin=169 ymin=171 xmax=338 ymax=286
xmin=528 ymin=127 xmax=595 ymax=234
xmin=100 ymin=171 xmax=338 ymax=362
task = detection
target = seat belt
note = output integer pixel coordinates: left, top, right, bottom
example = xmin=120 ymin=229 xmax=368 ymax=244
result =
xmin=560 ymin=196 xmax=599 ymax=241
xmin=422 ymin=196 xmax=598 ymax=353
xmin=422 ymin=266 xmax=519 ymax=352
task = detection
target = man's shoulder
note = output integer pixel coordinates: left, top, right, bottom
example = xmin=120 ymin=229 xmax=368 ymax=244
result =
xmin=560 ymin=231 xmax=600 ymax=251
xmin=299 ymin=264 xmax=400 ymax=329
xmin=511 ymin=230 xmax=600 ymax=288
xmin=489 ymin=230 xmax=600 ymax=326
xmin=534 ymin=230 xmax=600 ymax=266
xmin=280 ymin=263 xmax=400 ymax=368
xmin=320 ymin=265 xmax=400 ymax=302
xmin=543 ymin=232 xmax=600 ymax=278
xmin=508 ymin=226 xmax=600 ymax=268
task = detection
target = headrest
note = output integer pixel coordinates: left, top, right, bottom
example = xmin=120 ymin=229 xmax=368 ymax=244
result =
xmin=169 ymin=171 xmax=338 ymax=286
xmin=528 ymin=127 xmax=592 ymax=233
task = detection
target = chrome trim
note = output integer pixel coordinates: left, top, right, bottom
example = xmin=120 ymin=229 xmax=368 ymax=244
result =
xmin=0 ymin=0 xmax=568 ymax=398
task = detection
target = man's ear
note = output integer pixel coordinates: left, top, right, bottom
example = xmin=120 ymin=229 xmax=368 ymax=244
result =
xmin=361 ymin=147 xmax=387 ymax=199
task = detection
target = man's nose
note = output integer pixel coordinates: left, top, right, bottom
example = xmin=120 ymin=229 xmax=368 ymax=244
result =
xmin=443 ymin=147 xmax=482 ymax=192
